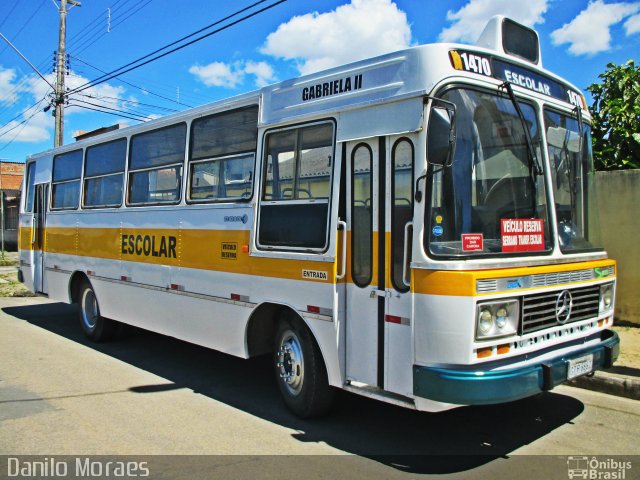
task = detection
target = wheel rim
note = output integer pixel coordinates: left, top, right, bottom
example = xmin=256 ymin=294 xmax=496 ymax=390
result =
xmin=276 ymin=329 xmax=304 ymax=396
xmin=81 ymin=288 xmax=99 ymax=330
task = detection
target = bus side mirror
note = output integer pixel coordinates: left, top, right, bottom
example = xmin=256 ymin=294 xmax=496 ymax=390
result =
xmin=427 ymin=105 xmax=456 ymax=167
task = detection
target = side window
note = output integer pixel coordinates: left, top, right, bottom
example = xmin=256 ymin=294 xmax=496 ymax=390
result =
xmin=128 ymin=123 xmax=186 ymax=205
xmin=391 ymin=138 xmax=414 ymax=291
xmin=189 ymin=106 xmax=258 ymax=202
xmin=84 ymin=138 xmax=126 ymax=208
xmin=351 ymin=144 xmax=373 ymax=287
xmin=52 ymin=149 xmax=82 ymax=210
xmin=24 ymin=162 xmax=36 ymax=212
xmin=258 ymin=122 xmax=335 ymax=250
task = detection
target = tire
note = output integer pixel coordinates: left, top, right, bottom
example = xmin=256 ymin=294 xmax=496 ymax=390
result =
xmin=274 ymin=315 xmax=334 ymax=418
xmin=78 ymin=280 xmax=116 ymax=342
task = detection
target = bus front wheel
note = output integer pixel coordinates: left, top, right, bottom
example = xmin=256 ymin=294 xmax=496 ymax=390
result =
xmin=78 ymin=280 xmax=116 ymax=342
xmin=274 ymin=316 xmax=334 ymax=418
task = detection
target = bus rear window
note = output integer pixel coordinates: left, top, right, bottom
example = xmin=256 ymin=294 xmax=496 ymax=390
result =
xmin=52 ymin=149 xmax=82 ymax=210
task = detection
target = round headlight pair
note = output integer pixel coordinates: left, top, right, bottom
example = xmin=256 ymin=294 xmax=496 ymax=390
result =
xmin=479 ymin=305 xmax=510 ymax=335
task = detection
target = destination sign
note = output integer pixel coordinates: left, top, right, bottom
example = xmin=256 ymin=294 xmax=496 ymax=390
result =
xmin=449 ymin=50 xmax=584 ymax=108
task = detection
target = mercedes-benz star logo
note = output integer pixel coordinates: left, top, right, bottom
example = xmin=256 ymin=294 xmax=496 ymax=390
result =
xmin=555 ymin=290 xmax=573 ymax=324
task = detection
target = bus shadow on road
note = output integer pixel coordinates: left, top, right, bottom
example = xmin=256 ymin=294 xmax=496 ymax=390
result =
xmin=3 ymin=301 xmax=585 ymax=475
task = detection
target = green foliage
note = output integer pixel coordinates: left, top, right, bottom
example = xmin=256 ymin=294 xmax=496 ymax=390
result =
xmin=586 ymin=60 xmax=640 ymax=171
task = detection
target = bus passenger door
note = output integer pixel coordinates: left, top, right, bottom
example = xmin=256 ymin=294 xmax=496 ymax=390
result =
xmin=32 ymin=184 xmax=48 ymax=294
xmin=345 ymin=139 xmax=381 ymax=387
xmin=383 ymin=135 xmax=416 ymax=396
xmin=344 ymin=135 xmax=416 ymax=396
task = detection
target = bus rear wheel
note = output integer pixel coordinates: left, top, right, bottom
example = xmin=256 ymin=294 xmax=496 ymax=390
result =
xmin=78 ymin=280 xmax=116 ymax=342
xmin=274 ymin=315 xmax=334 ymax=418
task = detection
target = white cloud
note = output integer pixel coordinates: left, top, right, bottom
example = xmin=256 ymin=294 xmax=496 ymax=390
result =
xmin=624 ymin=13 xmax=640 ymax=34
xmin=261 ymin=0 xmax=412 ymax=75
xmin=551 ymin=1 xmax=640 ymax=55
xmin=439 ymin=0 xmax=548 ymax=43
xmin=189 ymin=62 xmax=244 ymax=88
xmin=0 ymin=66 xmax=19 ymax=105
xmin=190 ymin=60 xmax=276 ymax=89
xmin=244 ymin=61 xmax=275 ymax=87
xmin=0 ymin=110 xmax=51 ymax=144
xmin=1 ymin=71 xmax=128 ymax=144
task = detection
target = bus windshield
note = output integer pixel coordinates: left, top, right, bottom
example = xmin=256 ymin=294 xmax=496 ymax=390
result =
xmin=544 ymin=108 xmax=601 ymax=252
xmin=426 ymin=87 xmax=551 ymax=257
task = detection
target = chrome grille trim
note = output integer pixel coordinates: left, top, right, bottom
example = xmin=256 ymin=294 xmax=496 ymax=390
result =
xmin=521 ymin=284 xmax=601 ymax=334
xmin=476 ymin=265 xmax=614 ymax=293
xmin=476 ymin=279 xmax=498 ymax=293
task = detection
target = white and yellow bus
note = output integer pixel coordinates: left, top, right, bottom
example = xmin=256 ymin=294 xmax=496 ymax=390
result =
xmin=19 ymin=16 xmax=619 ymax=417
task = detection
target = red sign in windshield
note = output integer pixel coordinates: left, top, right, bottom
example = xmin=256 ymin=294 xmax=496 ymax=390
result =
xmin=501 ymin=218 xmax=545 ymax=252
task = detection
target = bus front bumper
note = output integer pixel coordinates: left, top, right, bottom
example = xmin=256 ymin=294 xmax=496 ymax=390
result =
xmin=413 ymin=329 xmax=619 ymax=405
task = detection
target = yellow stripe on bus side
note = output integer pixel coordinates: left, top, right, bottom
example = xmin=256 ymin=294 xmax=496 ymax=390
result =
xmin=25 ymin=226 xmax=338 ymax=284
xmin=412 ymin=259 xmax=616 ymax=296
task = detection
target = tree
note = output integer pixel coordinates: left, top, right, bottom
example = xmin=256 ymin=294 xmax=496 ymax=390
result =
xmin=586 ymin=60 xmax=640 ymax=170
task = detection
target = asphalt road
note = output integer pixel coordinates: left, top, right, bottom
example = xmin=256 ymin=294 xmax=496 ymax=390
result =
xmin=1 ymin=296 xmax=639 ymax=480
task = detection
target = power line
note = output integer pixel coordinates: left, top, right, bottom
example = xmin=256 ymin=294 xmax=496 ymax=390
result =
xmin=0 ymin=0 xmax=47 ymax=57
xmin=67 ymin=102 xmax=150 ymax=123
xmin=72 ymin=98 xmax=153 ymax=121
xmin=76 ymin=93 xmax=179 ymax=113
xmin=0 ymin=33 xmax=55 ymax=90
xmin=68 ymin=0 xmax=284 ymax=95
xmin=0 ymin=1 xmax=20 ymax=30
xmin=73 ymin=0 xmax=155 ymax=55
xmin=0 ymin=98 xmax=48 ymax=136
xmin=0 ymin=97 xmax=48 ymax=151
xmin=67 ymin=0 xmax=129 ymax=50
xmin=69 ymin=54 xmax=194 ymax=108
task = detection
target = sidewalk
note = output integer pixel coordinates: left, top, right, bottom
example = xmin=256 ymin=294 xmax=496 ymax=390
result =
xmin=568 ymin=324 xmax=640 ymax=400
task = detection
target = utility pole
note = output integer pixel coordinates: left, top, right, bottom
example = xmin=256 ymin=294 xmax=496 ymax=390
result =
xmin=54 ymin=0 xmax=81 ymax=148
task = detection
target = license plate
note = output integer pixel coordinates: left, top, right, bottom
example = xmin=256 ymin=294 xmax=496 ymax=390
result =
xmin=567 ymin=354 xmax=594 ymax=380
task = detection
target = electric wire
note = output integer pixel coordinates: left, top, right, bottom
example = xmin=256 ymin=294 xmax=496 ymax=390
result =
xmin=69 ymin=54 xmax=194 ymax=108
xmin=68 ymin=0 xmax=282 ymax=95
xmin=67 ymin=103 xmax=150 ymax=122
xmin=0 ymin=0 xmax=47 ymax=57
xmin=0 ymin=97 xmax=48 ymax=151
xmin=73 ymin=0 xmax=155 ymax=56
xmin=72 ymin=98 xmax=153 ymax=121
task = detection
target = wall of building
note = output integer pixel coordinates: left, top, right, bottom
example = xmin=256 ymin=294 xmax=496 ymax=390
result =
xmin=594 ymin=170 xmax=639 ymax=324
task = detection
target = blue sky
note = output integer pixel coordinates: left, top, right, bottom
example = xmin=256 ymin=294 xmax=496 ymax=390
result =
xmin=1 ymin=0 xmax=638 ymax=163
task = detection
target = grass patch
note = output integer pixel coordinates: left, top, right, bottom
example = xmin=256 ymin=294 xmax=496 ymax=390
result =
xmin=0 ymin=271 xmax=36 ymax=297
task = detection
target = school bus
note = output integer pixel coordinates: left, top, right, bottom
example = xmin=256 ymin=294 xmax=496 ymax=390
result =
xmin=19 ymin=16 xmax=619 ymax=417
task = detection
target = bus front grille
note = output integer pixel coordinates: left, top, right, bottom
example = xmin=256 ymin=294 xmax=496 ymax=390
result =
xmin=521 ymin=285 xmax=601 ymax=334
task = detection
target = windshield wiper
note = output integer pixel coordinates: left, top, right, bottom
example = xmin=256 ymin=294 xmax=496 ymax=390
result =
xmin=499 ymin=81 xmax=543 ymax=216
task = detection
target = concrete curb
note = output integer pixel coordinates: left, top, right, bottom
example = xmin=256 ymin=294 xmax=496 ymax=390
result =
xmin=568 ymin=370 xmax=640 ymax=400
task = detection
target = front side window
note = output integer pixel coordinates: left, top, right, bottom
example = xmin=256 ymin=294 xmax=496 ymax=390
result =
xmin=128 ymin=123 xmax=186 ymax=205
xmin=52 ymin=149 xmax=82 ymax=210
xmin=544 ymin=109 xmax=601 ymax=252
xmin=189 ymin=106 xmax=258 ymax=202
xmin=426 ymin=88 xmax=551 ymax=257
xmin=258 ymin=122 xmax=335 ymax=250
xmin=84 ymin=138 xmax=126 ymax=207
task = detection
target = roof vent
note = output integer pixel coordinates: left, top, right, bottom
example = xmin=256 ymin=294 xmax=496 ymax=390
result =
xmin=476 ymin=16 xmax=541 ymax=66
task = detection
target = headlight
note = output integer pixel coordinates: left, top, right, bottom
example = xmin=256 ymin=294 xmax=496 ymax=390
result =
xmin=478 ymin=308 xmax=494 ymax=334
xmin=599 ymin=283 xmax=614 ymax=314
xmin=476 ymin=300 xmax=520 ymax=340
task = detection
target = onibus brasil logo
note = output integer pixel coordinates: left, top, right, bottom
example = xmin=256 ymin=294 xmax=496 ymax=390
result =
xmin=567 ymin=456 xmax=632 ymax=479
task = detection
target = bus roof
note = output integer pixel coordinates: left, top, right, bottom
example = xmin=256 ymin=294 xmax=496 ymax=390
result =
xmin=27 ymin=16 xmax=587 ymax=161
